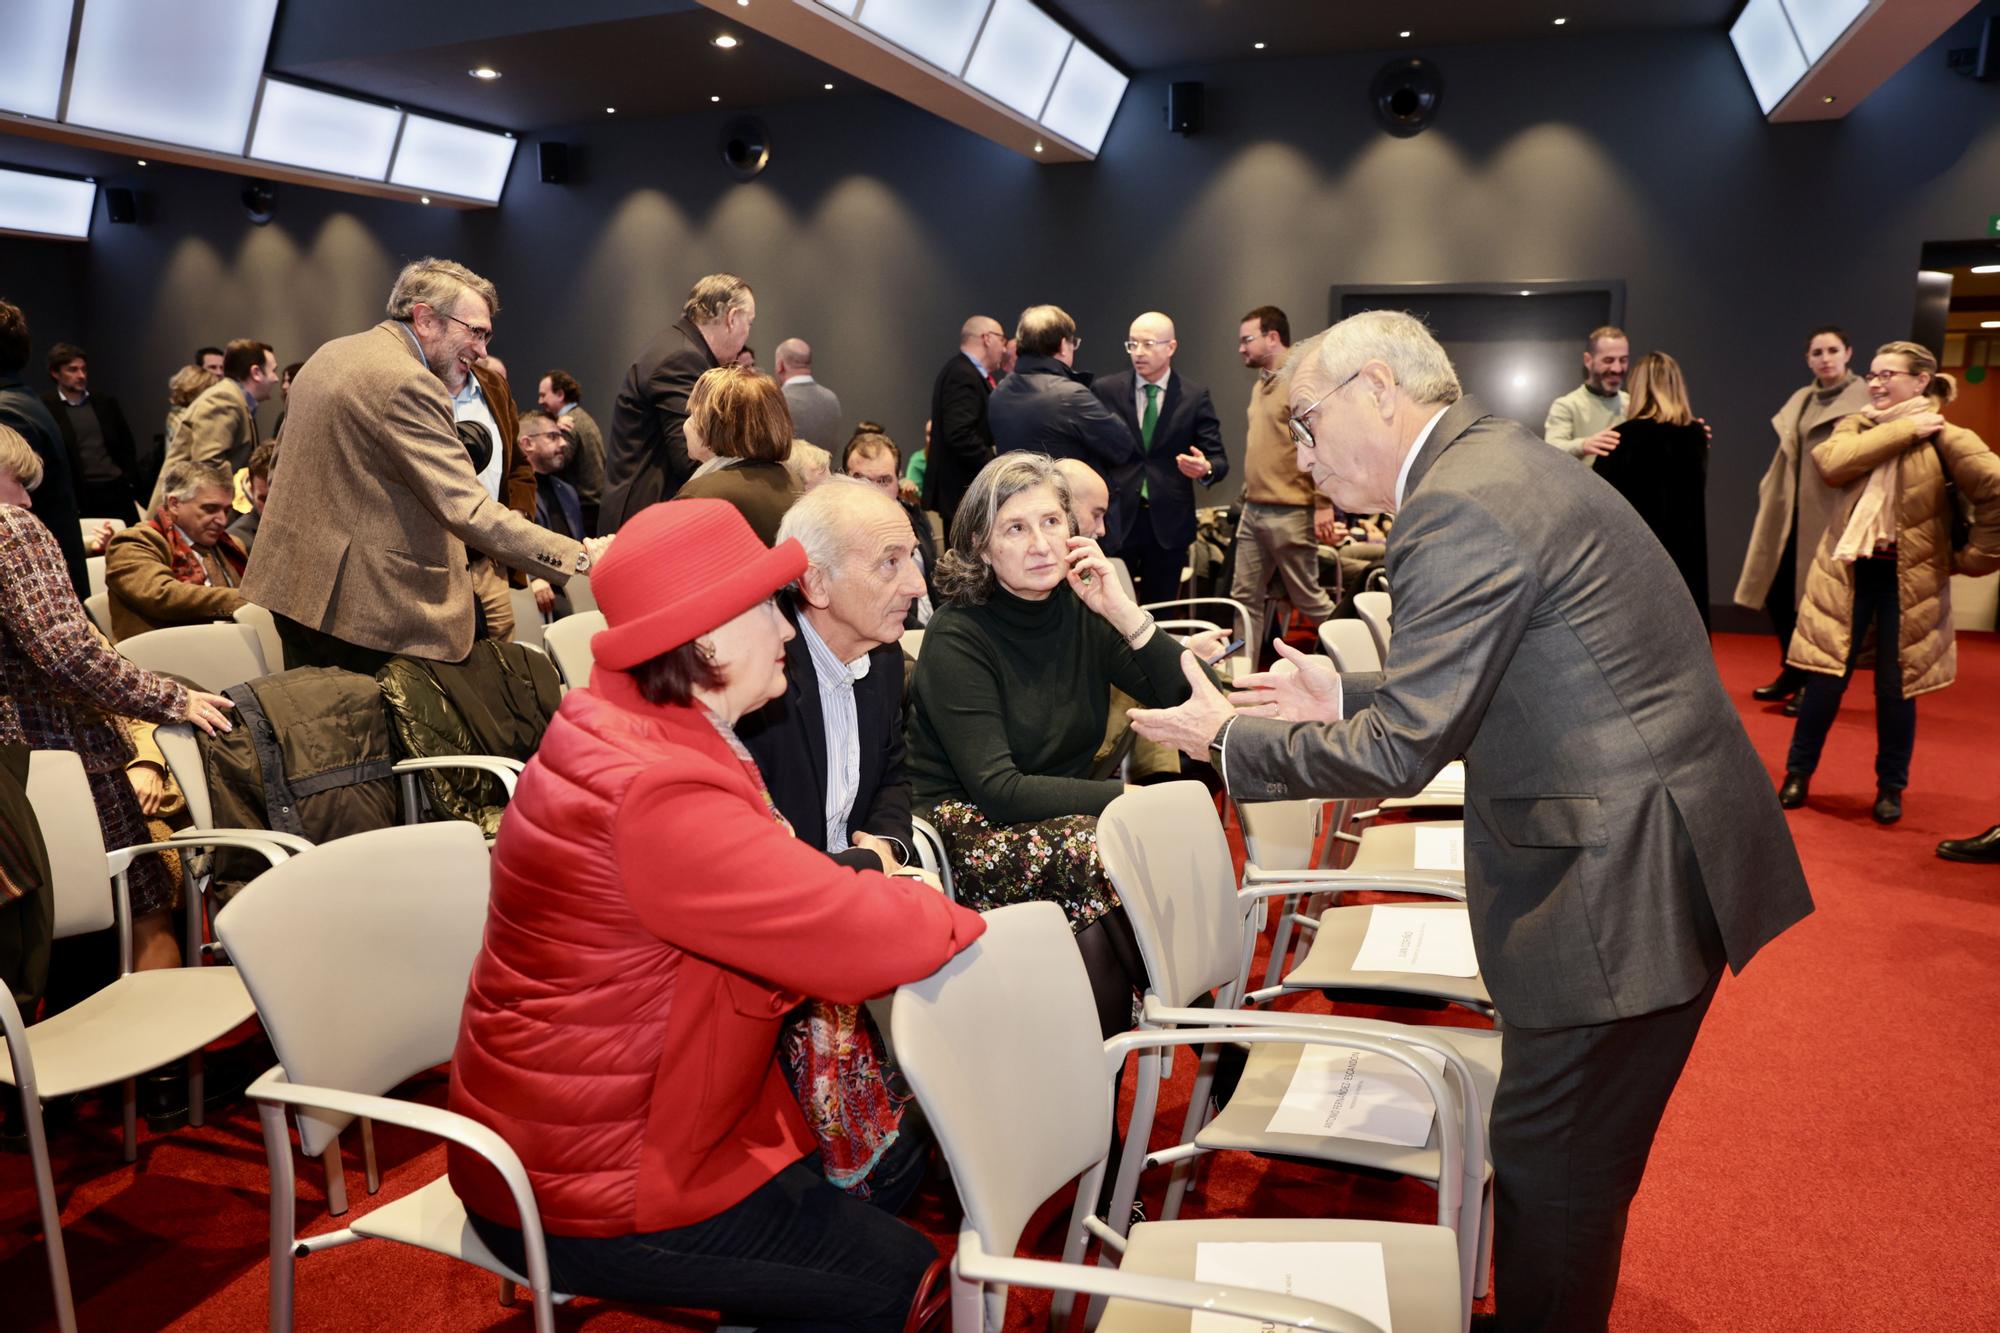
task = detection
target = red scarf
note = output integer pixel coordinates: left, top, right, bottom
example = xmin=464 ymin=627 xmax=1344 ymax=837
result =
xmin=151 ymin=513 xmax=247 ymax=588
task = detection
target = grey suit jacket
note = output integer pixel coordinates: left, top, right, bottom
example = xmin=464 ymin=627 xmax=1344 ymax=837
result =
xmin=1226 ymin=398 xmax=1812 ymax=1029
xmin=782 ymin=378 xmax=844 ymax=450
xmin=151 ymin=378 xmax=258 ymax=513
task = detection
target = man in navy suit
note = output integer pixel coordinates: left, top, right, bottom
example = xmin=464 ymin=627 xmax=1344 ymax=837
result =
xmin=737 ymin=478 xmax=929 ymax=873
xmin=1090 ymin=312 xmax=1229 ymax=607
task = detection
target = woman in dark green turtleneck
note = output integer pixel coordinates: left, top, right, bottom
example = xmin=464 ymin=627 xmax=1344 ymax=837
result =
xmin=906 ymin=452 xmax=1202 ymax=1035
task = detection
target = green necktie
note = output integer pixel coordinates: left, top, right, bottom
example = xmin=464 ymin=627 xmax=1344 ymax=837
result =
xmin=1140 ymin=382 xmax=1160 ymax=500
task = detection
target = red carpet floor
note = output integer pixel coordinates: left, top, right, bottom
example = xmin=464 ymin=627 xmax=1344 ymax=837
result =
xmin=4 ymin=631 xmax=1997 ymax=1330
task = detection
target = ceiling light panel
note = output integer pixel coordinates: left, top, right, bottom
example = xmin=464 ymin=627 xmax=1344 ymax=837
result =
xmin=389 ymin=114 xmax=517 ymax=204
xmin=0 ymin=167 xmax=95 ymax=240
xmin=0 ymin=0 xmax=74 ymax=119
xmin=250 ymin=81 xmax=402 ymax=180
xmin=854 ymin=0 xmax=993 ymax=75
xmin=1729 ymin=0 xmax=1809 ymax=114
xmin=1039 ymin=38 xmax=1126 ymax=156
xmin=963 ymin=0 xmax=1072 ymax=117
xmin=1778 ymin=0 xmax=1869 ymax=64
xmin=64 ymin=0 xmax=279 ymax=153
xmin=816 ymin=0 xmax=861 ymax=13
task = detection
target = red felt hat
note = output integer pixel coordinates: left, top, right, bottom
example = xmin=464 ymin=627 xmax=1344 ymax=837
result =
xmin=590 ymin=499 xmax=806 ymax=671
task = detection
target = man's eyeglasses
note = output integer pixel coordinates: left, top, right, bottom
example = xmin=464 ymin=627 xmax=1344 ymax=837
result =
xmin=1285 ymin=370 xmax=1362 ymax=451
xmin=438 ymin=311 xmax=493 ymax=347
xmin=1863 ymin=369 xmax=1923 ymax=385
xmin=1124 ymin=338 xmax=1173 ymax=354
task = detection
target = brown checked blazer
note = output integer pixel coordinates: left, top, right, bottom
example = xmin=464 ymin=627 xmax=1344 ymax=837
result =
xmin=241 ymin=321 xmax=585 ymax=661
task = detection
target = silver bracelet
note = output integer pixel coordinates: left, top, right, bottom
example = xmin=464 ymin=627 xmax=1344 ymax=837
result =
xmin=1123 ymin=612 xmax=1156 ymax=646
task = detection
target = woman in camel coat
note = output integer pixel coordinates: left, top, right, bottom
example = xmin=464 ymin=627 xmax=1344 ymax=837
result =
xmin=1781 ymin=341 xmax=2000 ymax=823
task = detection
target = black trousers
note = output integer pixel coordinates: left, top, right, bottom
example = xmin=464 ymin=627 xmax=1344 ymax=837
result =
xmin=1115 ymin=501 xmax=1185 ymax=610
xmin=1766 ymin=518 xmax=1800 ymax=676
xmin=1490 ymin=969 xmax=1720 ymax=1333
xmin=470 ymin=1161 xmax=936 ymax=1332
xmin=1785 ymin=556 xmax=1917 ymax=791
xmin=272 ymin=612 xmax=394 ymax=677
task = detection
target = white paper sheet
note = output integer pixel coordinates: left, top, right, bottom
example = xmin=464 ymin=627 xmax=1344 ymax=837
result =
xmin=1190 ymin=1241 xmax=1393 ymax=1333
xmin=1411 ymin=824 xmax=1464 ymax=872
xmin=1264 ymin=1043 xmax=1450 ymax=1145
xmin=1351 ymin=905 xmax=1479 ymax=977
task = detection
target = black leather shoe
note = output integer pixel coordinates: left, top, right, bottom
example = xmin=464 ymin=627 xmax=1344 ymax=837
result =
xmin=1872 ymin=789 xmax=1902 ymax=825
xmin=1782 ymin=694 xmax=1802 ymax=717
xmin=1752 ymin=674 xmax=1801 ymax=701
xmin=1778 ymin=773 xmax=1809 ymax=808
xmin=1938 ymin=824 xmax=2000 ymax=864
xmin=141 ymin=1071 xmax=189 ymax=1130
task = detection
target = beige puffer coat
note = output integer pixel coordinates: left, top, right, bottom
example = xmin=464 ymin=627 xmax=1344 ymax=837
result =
xmin=1787 ymin=415 xmax=2000 ymax=697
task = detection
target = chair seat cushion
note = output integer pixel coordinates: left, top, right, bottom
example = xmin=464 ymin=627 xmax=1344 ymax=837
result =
xmin=1282 ymin=904 xmax=1492 ymax=1009
xmin=0 ymin=967 xmax=256 ymax=1099
xmin=349 ymin=1175 xmax=571 ymax=1303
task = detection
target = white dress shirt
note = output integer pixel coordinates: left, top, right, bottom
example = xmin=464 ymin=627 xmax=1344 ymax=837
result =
xmin=796 ymin=613 xmax=871 ymax=855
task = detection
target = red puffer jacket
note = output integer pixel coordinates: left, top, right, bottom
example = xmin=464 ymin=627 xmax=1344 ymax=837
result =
xmin=447 ymin=668 xmax=985 ymax=1237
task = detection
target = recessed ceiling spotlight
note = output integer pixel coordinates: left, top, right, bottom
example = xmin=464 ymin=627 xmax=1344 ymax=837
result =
xmin=1519 ymin=289 xmax=1532 ymax=296
xmin=1823 ymin=95 xmax=1836 ymax=104
xmin=1552 ymin=17 xmax=1567 ymax=25
xmin=1983 ymin=320 xmax=2000 ymax=329
xmin=1033 ymin=141 xmax=1044 ymax=153
xmin=1399 ymin=30 xmax=1412 ymax=39
xmin=709 ymin=94 xmax=721 ymax=103
xmin=713 ymin=34 xmax=738 ymax=48
xmin=420 ymin=195 xmax=431 ymax=205
xmin=1971 ymin=264 xmax=2000 ymax=273
xmin=605 ymin=106 xmax=617 ymax=114
xmin=135 ymin=159 xmax=148 ymax=166
xmin=468 ymin=67 xmax=500 ymax=80
xmin=1253 ymin=41 xmax=1266 ymax=50
xmin=823 ymin=82 xmax=835 ymax=90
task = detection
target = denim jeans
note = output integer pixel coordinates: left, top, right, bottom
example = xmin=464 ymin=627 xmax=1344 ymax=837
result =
xmin=469 ymin=1160 xmax=937 ymax=1332
xmin=1785 ymin=556 xmax=1917 ymax=790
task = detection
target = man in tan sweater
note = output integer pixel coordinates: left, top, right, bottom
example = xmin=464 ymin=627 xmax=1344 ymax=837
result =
xmin=1230 ymin=305 xmax=1336 ymax=665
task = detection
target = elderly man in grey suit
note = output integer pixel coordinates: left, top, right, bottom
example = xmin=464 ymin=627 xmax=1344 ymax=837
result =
xmin=775 ymin=337 xmax=843 ymax=449
xmin=1132 ymin=310 xmax=1812 ymax=1332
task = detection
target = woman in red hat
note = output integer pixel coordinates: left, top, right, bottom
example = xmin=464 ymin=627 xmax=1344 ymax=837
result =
xmin=447 ymin=498 xmax=985 ymax=1330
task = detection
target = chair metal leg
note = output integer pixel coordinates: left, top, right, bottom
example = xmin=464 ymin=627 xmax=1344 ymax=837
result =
xmin=1163 ymin=1043 xmax=1219 ymax=1221
xmin=496 ymin=1274 xmax=516 ymax=1307
xmin=1261 ymin=897 xmax=1301 ymax=989
xmin=121 ymin=1077 xmax=137 ymax=1162
xmin=259 ymin=1099 xmax=299 ymax=1333
xmin=1475 ymin=1181 xmax=1494 ymax=1299
xmin=188 ymin=1049 xmax=206 ymax=1129
xmin=361 ymin=1117 xmax=380 ymax=1194
xmin=322 ymin=1139 xmax=349 ymax=1216
xmin=23 ymin=1094 xmax=78 ymax=1333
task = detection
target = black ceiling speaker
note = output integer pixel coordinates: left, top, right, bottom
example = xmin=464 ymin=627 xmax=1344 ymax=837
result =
xmin=719 ymin=115 xmax=770 ymax=180
xmin=1370 ymin=58 xmax=1443 ymax=137
xmin=1167 ymin=80 xmax=1203 ymax=135
xmin=538 ymin=141 xmax=569 ymax=184
xmin=104 ymin=187 xmax=138 ymax=224
xmin=240 ymin=178 xmax=277 ymax=225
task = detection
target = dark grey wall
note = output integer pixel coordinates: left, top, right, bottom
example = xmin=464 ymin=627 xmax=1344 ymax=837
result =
xmin=5 ymin=8 xmax=1998 ymax=612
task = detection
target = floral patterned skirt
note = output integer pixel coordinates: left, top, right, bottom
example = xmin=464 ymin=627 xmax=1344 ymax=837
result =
xmin=927 ymin=799 xmax=1117 ymax=933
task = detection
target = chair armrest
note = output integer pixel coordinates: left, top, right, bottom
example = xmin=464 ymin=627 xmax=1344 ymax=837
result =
xmin=104 ymin=834 xmax=292 ymax=875
xmin=248 ymin=1068 xmax=557 ymax=1297
xmin=169 ymin=827 xmax=316 ymax=856
xmin=954 ymin=1235 xmax=1385 ymax=1333
xmin=392 ymin=756 xmax=523 ymax=794
xmin=1239 ymin=869 xmax=1467 ymax=902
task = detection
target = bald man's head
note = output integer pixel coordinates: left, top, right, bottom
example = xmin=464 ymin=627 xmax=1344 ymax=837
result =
xmin=1056 ymin=457 xmax=1110 ymax=539
xmin=775 ymin=337 xmax=812 ymax=383
xmin=1126 ymin=310 xmax=1178 ymax=382
xmin=960 ymin=315 xmax=1006 ymax=372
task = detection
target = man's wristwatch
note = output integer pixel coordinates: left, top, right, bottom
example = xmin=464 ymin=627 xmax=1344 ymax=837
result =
xmin=1207 ymin=715 xmax=1236 ymax=775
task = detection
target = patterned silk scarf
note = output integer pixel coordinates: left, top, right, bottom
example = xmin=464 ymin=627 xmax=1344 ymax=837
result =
xmin=149 ymin=514 xmax=247 ymax=587
xmin=698 ymin=705 xmax=909 ymax=1195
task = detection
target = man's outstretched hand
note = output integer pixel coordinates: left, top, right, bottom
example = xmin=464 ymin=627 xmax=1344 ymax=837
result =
xmin=1128 ymin=651 xmax=1237 ymax=762
xmin=1229 ymin=639 xmax=1343 ymax=723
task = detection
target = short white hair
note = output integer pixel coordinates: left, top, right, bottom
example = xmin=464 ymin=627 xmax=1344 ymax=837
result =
xmin=1309 ymin=310 xmax=1461 ymax=407
xmin=777 ymin=474 xmax=902 ymax=575
xmin=160 ymin=459 xmax=233 ymax=504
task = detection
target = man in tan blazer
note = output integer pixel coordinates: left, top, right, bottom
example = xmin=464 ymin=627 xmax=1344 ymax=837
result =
xmin=242 ymin=258 xmax=607 ymax=671
xmin=107 ymin=460 xmax=248 ymax=641
xmin=148 ymin=338 xmax=277 ymax=513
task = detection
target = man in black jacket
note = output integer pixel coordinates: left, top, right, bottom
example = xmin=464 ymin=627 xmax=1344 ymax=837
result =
xmin=0 ymin=301 xmax=90 ymax=600
xmin=600 ymin=273 xmax=754 ymax=533
xmin=924 ymin=315 xmax=1005 ymax=534
xmin=986 ymin=304 xmax=1136 ymax=526
xmin=738 ymin=478 xmax=928 ymax=873
xmin=1090 ymin=311 xmax=1230 ymax=608
xmin=41 ymin=342 xmax=144 ymax=521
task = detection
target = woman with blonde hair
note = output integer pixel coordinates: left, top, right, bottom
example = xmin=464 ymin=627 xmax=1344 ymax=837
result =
xmin=1781 ymin=341 xmax=2000 ymax=822
xmin=1596 ymin=350 xmax=1711 ymax=627
xmin=162 ymin=363 xmax=219 ymax=452
xmin=676 ymin=365 xmax=796 ymax=543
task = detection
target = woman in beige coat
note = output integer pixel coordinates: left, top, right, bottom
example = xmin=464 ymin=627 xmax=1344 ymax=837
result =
xmin=1780 ymin=341 xmax=2000 ymax=823
xmin=1735 ymin=327 xmax=1873 ymax=705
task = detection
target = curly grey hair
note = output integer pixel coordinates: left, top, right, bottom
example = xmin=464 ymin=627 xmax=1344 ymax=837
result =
xmin=386 ymin=257 xmax=501 ymax=322
xmin=934 ymin=451 xmax=1075 ymax=606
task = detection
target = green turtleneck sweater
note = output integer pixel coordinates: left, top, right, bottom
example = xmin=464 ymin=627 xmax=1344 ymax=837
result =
xmin=906 ymin=582 xmax=1196 ymax=825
